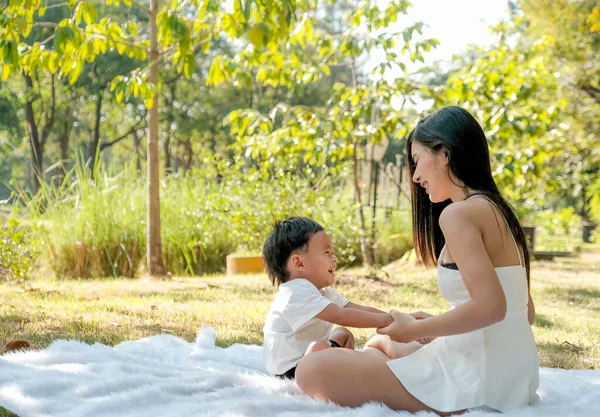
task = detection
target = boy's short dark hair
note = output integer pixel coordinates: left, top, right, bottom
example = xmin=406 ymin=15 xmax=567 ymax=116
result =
xmin=263 ymin=217 xmax=324 ymax=285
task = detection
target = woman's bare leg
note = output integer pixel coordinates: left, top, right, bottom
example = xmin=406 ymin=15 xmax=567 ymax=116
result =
xmin=363 ymin=334 xmax=423 ymax=359
xmin=296 ymin=349 xmax=463 ymax=415
xmin=295 ymin=348 xmax=447 ymax=413
xmin=305 ymin=340 xmax=331 ymax=355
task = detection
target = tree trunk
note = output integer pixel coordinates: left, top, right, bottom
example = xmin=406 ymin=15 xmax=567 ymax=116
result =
xmin=57 ymin=103 xmax=73 ymax=183
xmin=146 ymin=0 xmax=167 ymax=277
xmin=23 ymin=74 xmax=43 ymax=194
xmin=183 ymin=139 xmax=193 ymax=172
xmin=89 ymin=90 xmax=104 ymax=175
xmin=60 ymin=104 xmax=72 ymax=162
xmin=349 ymin=59 xmax=374 ymax=266
xmin=133 ymin=128 xmax=142 ymax=173
xmin=353 ymin=139 xmax=375 ymax=266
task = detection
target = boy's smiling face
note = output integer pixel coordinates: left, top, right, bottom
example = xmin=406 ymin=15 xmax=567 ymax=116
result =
xmin=288 ymin=230 xmax=337 ymax=289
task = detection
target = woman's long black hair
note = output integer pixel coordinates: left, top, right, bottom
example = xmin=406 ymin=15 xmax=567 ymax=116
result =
xmin=406 ymin=106 xmax=530 ymax=285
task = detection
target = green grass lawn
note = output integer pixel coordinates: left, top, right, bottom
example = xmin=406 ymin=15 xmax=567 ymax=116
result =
xmin=1 ymin=244 xmax=599 ymax=371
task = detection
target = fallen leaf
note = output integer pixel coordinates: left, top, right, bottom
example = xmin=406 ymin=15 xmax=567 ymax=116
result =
xmin=4 ymin=340 xmax=30 ymax=353
xmin=556 ymin=339 xmax=584 ymax=353
xmin=79 ymin=296 xmax=100 ymax=301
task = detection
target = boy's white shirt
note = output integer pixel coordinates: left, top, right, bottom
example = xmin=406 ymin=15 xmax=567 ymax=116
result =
xmin=263 ymin=278 xmax=350 ymax=375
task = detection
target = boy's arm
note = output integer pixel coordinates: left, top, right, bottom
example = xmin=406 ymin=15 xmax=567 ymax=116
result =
xmin=344 ymin=301 xmax=387 ymax=314
xmin=316 ymin=303 xmax=393 ymax=328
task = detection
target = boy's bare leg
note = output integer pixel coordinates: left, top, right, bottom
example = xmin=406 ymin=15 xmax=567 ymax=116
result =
xmin=305 ymin=327 xmax=355 ymax=356
xmin=329 ymin=326 xmax=355 ymax=349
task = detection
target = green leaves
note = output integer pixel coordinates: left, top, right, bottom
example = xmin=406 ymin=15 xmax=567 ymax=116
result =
xmin=248 ymin=23 xmax=268 ymax=48
xmin=435 ymin=18 xmax=580 ymax=215
xmin=221 ymin=0 xmax=297 ymax=47
xmin=206 ymin=55 xmax=230 ymax=87
xmin=110 ymin=69 xmax=160 ymax=108
xmin=212 ymin=0 xmax=440 ymax=185
xmin=183 ymin=52 xmax=194 ymax=78
xmin=1 ymin=40 xmax=18 ymax=69
xmin=74 ymin=2 xmax=98 ymax=25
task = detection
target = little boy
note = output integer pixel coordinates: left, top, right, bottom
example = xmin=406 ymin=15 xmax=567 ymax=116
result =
xmin=262 ymin=217 xmax=393 ymax=379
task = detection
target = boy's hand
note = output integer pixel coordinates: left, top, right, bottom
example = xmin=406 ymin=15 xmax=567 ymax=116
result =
xmin=377 ymin=309 xmax=418 ymax=343
xmin=381 ymin=313 xmax=394 ymax=328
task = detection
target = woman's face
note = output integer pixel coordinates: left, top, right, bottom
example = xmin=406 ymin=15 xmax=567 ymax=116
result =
xmin=410 ymin=140 xmax=452 ymax=203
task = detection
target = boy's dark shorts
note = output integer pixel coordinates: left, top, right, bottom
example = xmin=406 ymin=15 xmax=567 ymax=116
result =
xmin=276 ymin=339 xmax=342 ymax=380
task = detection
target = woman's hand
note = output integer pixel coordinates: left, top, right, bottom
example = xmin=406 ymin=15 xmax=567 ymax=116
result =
xmin=410 ymin=310 xmax=434 ymax=320
xmin=376 ymin=309 xmax=418 ymax=343
xmin=410 ymin=311 xmax=436 ymax=344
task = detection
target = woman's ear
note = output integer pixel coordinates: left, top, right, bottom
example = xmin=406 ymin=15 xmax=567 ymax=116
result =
xmin=441 ymin=147 xmax=450 ymax=165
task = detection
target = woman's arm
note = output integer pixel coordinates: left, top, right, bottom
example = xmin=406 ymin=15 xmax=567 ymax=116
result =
xmin=528 ymin=291 xmax=536 ymax=325
xmin=345 ymin=301 xmax=387 ymax=314
xmin=316 ymin=303 xmax=393 ymax=328
xmin=378 ymin=202 xmax=507 ymax=343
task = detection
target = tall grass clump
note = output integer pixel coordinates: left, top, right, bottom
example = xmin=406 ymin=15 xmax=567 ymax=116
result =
xmin=27 ymin=162 xmax=145 ymax=278
xmin=160 ymin=171 xmax=342 ymax=275
xmin=26 ymin=161 xmax=413 ymax=278
xmin=160 ymin=172 xmax=413 ymax=275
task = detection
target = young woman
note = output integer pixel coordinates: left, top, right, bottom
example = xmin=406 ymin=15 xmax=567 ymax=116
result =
xmin=294 ymin=106 xmax=540 ymax=415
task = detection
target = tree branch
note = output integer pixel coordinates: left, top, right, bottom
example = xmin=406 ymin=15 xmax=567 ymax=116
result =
xmin=581 ymin=85 xmax=600 ymax=105
xmin=32 ymin=22 xmax=58 ymax=28
xmin=99 ymin=115 xmax=147 ymax=151
xmin=160 ymin=36 xmax=212 ymax=60
xmin=39 ymin=34 xmax=55 ymax=47
xmin=41 ymin=2 xmax=70 ymax=10
xmin=130 ymin=0 xmax=151 ymax=15
xmin=164 ymin=70 xmax=185 ymax=85
xmin=88 ymin=33 xmax=148 ymax=52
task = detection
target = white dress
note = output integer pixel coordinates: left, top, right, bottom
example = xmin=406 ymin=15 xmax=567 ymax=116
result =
xmin=387 ymin=200 xmax=540 ymax=412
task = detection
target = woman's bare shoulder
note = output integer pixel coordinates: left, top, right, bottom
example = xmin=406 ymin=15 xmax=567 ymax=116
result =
xmin=439 ymin=197 xmax=494 ymax=231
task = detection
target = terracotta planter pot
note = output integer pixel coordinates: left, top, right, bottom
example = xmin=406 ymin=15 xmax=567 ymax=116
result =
xmin=226 ymin=255 xmax=265 ymax=275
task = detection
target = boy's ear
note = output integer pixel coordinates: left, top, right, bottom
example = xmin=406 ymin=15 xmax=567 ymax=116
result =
xmin=289 ymin=254 xmax=305 ymax=270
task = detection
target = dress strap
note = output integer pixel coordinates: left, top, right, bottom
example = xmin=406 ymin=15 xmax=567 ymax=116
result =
xmin=465 ymin=193 xmax=524 ymax=268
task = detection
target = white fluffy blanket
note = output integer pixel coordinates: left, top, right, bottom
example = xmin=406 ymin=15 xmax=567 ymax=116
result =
xmin=1 ymin=328 xmax=598 ymax=417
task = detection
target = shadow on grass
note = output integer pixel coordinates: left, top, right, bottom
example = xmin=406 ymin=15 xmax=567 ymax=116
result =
xmin=565 ymin=288 xmax=600 ymax=299
xmin=537 ymin=340 xmax=596 ymax=370
xmin=533 ymin=314 xmax=555 ymax=329
xmin=535 ymin=260 xmax=600 ymax=274
xmin=541 ymin=287 xmax=600 ymax=310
